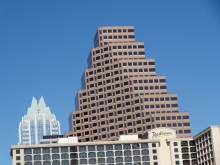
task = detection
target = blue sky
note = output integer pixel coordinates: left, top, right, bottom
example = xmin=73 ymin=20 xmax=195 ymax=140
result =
xmin=1 ymin=0 xmax=220 ymax=164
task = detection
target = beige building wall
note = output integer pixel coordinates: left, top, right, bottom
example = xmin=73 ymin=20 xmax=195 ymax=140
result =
xmin=66 ymin=26 xmax=191 ymax=142
xmin=10 ymin=128 xmax=197 ymax=165
xmin=194 ymin=125 xmax=220 ymax=165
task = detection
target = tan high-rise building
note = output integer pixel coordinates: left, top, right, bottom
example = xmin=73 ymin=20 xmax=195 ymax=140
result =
xmin=66 ymin=26 xmax=191 ymax=142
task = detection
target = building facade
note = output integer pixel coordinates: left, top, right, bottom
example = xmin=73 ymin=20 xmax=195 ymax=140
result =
xmin=19 ymin=97 xmax=60 ymax=145
xmin=66 ymin=26 xmax=191 ymax=142
xmin=194 ymin=125 xmax=220 ymax=165
xmin=11 ymin=127 xmax=197 ymax=165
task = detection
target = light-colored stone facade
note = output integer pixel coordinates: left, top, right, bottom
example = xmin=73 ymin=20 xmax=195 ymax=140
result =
xmin=11 ymin=127 xmax=197 ymax=165
xmin=194 ymin=125 xmax=220 ymax=165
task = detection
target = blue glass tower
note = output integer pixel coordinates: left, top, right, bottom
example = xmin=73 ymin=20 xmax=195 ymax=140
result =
xmin=19 ymin=97 xmax=60 ymax=145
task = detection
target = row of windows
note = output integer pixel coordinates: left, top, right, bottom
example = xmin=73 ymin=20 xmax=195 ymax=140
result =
xmin=101 ymin=28 xmax=134 ymax=33
xmin=144 ymin=103 xmax=177 ymax=109
xmin=23 ymin=159 xmax=151 ymax=165
xmin=174 ymin=147 xmax=196 ymax=153
xmin=24 ymin=144 xmax=149 ymax=155
xmin=134 ymin=85 xmax=166 ymax=91
xmin=134 ymin=79 xmax=165 ymax=84
xmin=113 ymin=51 xmax=145 ymax=56
xmin=123 ymin=61 xmax=154 ymax=66
xmin=112 ymin=45 xmax=144 ymax=50
xmin=124 ymin=68 xmax=155 ymax=73
xmin=102 ymin=35 xmax=135 ymax=40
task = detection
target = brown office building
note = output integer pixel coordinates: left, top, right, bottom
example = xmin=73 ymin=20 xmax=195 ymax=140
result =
xmin=66 ymin=26 xmax=191 ymax=142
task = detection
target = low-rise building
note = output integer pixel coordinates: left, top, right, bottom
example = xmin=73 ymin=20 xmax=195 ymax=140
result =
xmin=11 ymin=127 xmax=197 ymax=165
xmin=194 ymin=125 xmax=220 ymax=165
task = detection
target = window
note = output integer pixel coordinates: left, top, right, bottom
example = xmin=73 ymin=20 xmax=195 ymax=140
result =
xmin=184 ymin=130 xmax=191 ymax=133
xmin=97 ymin=145 xmax=104 ymax=151
xmin=173 ymin=142 xmax=178 ymax=146
xmin=34 ymin=162 xmax=41 ymax=165
xmin=16 ymin=150 xmax=20 ymax=154
xmin=24 ymin=155 xmax=32 ymax=161
xmin=16 ymin=156 xmax=20 ymax=160
xmin=183 ymin=116 xmax=189 ymax=119
xmin=43 ymin=154 xmax=50 ymax=160
xmin=52 ymin=154 xmax=60 ymax=159
xmin=175 ymin=161 xmax=180 ymax=165
xmin=175 ymin=154 xmax=179 ymax=159
xmin=61 ymin=153 xmax=69 ymax=159
xmin=24 ymin=149 xmax=32 ymax=155
xmin=70 ymin=147 xmax=77 ymax=152
xmin=61 ymin=160 xmax=69 ymax=165
xmin=97 ymin=152 xmax=105 ymax=157
xmin=25 ymin=162 xmax=32 ymax=165
xmin=79 ymin=146 xmax=86 ymax=152
xmin=34 ymin=155 xmax=41 ymax=160
xmin=174 ymin=148 xmax=178 ymax=152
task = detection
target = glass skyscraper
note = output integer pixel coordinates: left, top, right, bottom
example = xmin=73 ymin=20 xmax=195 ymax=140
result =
xmin=19 ymin=97 xmax=60 ymax=145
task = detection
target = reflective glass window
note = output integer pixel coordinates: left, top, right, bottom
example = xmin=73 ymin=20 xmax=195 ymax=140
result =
xmin=97 ymin=152 xmax=105 ymax=157
xmin=43 ymin=161 xmax=50 ymax=165
xmin=88 ymin=146 xmax=95 ymax=151
xmin=61 ymin=160 xmax=69 ymax=165
xmin=52 ymin=154 xmax=60 ymax=159
xmin=132 ymin=143 xmax=140 ymax=149
xmin=124 ymin=150 xmax=131 ymax=156
xmin=52 ymin=160 xmax=60 ymax=165
xmin=61 ymin=147 xmax=68 ymax=153
xmin=124 ymin=144 xmax=131 ymax=149
xmin=142 ymin=149 xmax=149 ymax=155
xmin=88 ymin=152 xmax=96 ymax=158
xmin=143 ymin=162 xmax=150 ymax=165
xmin=25 ymin=163 xmax=32 ymax=165
xmin=97 ymin=145 xmax=104 ymax=151
xmin=52 ymin=148 xmax=59 ymax=153
xmin=34 ymin=162 xmax=41 ymax=165
xmin=24 ymin=155 xmax=32 ymax=161
xmin=116 ymin=157 xmax=123 ymax=163
xmin=98 ymin=158 xmax=105 ymax=163
xmin=24 ymin=149 xmax=32 ymax=155
xmin=79 ymin=159 xmax=87 ymax=164
xmin=141 ymin=143 xmax=148 ymax=149
xmin=43 ymin=154 xmax=50 ymax=160
xmin=125 ymin=157 xmax=132 ymax=162
xmin=106 ymin=145 xmax=113 ymax=150
xmin=106 ymin=151 xmax=114 ymax=157
xmin=115 ymin=151 xmax=123 ymax=156
xmin=142 ymin=156 xmax=150 ymax=161
xmin=70 ymin=147 xmax=77 ymax=152
xmin=79 ymin=146 xmax=86 ymax=152
xmin=89 ymin=158 xmax=96 ymax=164
xmin=79 ymin=153 xmax=87 ymax=158
xmin=33 ymin=148 xmax=41 ymax=154
xmin=115 ymin=144 xmax=122 ymax=150
xmin=34 ymin=155 xmax=41 ymax=160
xmin=133 ymin=156 xmax=141 ymax=162
xmin=133 ymin=150 xmax=140 ymax=155
xmin=61 ymin=153 xmax=69 ymax=159
xmin=70 ymin=153 xmax=78 ymax=158
xmin=107 ymin=157 xmax=114 ymax=163
xmin=42 ymin=148 xmax=50 ymax=154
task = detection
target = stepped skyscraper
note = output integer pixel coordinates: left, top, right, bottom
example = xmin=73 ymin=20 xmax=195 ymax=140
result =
xmin=66 ymin=26 xmax=191 ymax=142
xmin=19 ymin=97 xmax=60 ymax=145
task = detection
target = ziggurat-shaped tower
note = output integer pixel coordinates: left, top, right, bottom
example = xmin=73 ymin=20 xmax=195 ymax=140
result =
xmin=66 ymin=26 xmax=191 ymax=142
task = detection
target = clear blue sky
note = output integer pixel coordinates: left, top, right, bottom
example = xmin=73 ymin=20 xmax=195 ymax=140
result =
xmin=1 ymin=0 xmax=220 ymax=164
